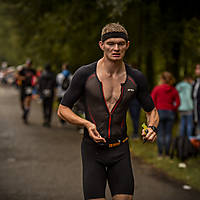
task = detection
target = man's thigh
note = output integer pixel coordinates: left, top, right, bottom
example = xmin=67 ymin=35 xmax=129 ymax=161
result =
xmin=81 ymin=139 xmax=107 ymax=199
xmin=107 ymin=144 xmax=134 ymax=197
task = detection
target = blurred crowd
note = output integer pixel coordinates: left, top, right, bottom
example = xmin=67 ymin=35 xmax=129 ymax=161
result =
xmin=0 ymin=59 xmax=200 ymax=164
xmin=0 ymin=59 xmax=83 ymax=131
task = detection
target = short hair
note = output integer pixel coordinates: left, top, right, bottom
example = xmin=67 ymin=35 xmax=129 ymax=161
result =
xmin=101 ymin=23 xmax=128 ymax=37
xmin=62 ymin=63 xmax=69 ymax=70
xmin=161 ymin=71 xmax=175 ymax=86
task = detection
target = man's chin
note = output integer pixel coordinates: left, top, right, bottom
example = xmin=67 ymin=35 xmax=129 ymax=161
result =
xmin=109 ymin=56 xmax=123 ymax=62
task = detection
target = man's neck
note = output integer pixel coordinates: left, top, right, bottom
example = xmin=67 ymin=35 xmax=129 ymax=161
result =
xmin=99 ymin=57 xmax=125 ymax=75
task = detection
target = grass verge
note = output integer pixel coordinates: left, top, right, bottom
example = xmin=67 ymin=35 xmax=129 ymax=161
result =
xmin=127 ymin=111 xmax=200 ymax=191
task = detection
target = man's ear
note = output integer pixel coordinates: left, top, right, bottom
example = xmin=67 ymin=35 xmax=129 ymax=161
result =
xmin=99 ymin=41 xmax=104 ymax=51
xmin=126 ymin=41 xmax=130 ymax=50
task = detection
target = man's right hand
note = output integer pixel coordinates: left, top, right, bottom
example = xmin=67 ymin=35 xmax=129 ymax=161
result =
xmin=86 ymin=122 xmax=106 ymax=143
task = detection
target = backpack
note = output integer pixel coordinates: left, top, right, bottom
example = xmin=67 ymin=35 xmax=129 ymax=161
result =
xmin=170 ymin=136 xmax=198 ymax=162
xmin=61 ymin=75 xmax=70 ymax=90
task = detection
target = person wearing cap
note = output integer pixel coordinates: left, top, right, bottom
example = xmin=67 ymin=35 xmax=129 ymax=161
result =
xmin=58 ymin=23 xmax=159 ymax=200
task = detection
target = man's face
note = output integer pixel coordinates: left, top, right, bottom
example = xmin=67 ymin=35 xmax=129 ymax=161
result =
xmin=195 ymin=64 xmax=200 ymax=77
xmin=99 ymin=38 xmax=129 ymax=61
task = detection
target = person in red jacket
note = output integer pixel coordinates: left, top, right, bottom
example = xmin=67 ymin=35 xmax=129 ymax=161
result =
xmin=151 ymin=71 xmax=180 ymax=157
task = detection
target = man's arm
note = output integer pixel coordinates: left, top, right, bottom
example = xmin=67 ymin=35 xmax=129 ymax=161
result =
xmin=16 ymin=70 xmax=25 ymax=81
xmin=142 ymin=107 xmax=159 ymax=142
xmin=57 ymin=104 xmax=106 ymax=143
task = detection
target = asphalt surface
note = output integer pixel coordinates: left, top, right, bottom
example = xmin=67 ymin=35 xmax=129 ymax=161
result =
xmin=0 ymin=86 xmax=199 ymax=200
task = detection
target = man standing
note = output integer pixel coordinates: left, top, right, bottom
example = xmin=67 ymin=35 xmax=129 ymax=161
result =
xmin=17 ymin=59 xmax=35 ymax=124
xmin=192 ymin=64 xmax=200 ymax=134
xmin=58 ymin=23 xmax=159 ymax=200
xmin=56 ymin=63 xmax=72 ymax=126
xmin=176 ymin=75 xmax=194 ymax=137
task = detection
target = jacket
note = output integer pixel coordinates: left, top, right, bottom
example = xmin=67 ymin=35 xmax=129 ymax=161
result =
xmin=151 ymin=83 xmax=180 ymax=111
xmin=176 ymin=81 xmax=193 ymax=111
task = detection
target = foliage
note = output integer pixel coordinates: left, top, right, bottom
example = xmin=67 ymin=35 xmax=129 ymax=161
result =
xmin=0 ymin=0 xmax=200 ymax=83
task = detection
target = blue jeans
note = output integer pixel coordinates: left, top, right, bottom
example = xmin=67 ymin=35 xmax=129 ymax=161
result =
xmin=179 ymin=113 xmax=193 ymax=137
xmin=157 ymin=110 xmax=175 ymax=156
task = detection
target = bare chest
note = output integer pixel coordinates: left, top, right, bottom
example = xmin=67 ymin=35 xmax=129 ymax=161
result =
xmin=101 ymin=75 xmax=126 ymax=112
xmin=102 ymin=79 xmax=121 ymax=102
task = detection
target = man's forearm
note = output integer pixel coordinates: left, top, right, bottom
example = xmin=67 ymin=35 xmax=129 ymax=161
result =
xmin=146 ymin=107 xmax=159 ymax=127
xmin=58 ymin=104 xmax=106 ymax=143
xmin=57 ymin=104 xmax=90 ymax=128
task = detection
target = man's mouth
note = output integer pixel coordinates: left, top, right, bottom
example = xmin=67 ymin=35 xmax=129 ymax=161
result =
xmin=112 ymin=53 xmax=120 ymax=57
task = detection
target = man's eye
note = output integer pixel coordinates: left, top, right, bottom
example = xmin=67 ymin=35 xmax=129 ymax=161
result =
xmin=107 ymin=42 xmax=114 ymax=45
xmin=118 ymin=42 xmax=125 ymax=46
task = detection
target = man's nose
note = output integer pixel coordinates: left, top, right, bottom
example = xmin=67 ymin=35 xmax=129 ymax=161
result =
xmin=113 ymin=44 xmax=120 ymax=50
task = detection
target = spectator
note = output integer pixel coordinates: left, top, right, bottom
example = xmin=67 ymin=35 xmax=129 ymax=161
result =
xmin=129 ymin=64 xmax=141 ymax=139
xmin=192 ymin=64 xmax=200 ymax=135
xmin=129 ymin=98 xmax=141 ymax=139
xmin=56 ymin=63 xmax=72 ymax=126
xmin=151 ymin=71 xmax=180 ymax=158
xmin=176 ymin=75 xmax=194 ymax=137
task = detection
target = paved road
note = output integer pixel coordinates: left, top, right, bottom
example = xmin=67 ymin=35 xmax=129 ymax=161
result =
xmin=0 ymin=86 xmax=199 ymax=200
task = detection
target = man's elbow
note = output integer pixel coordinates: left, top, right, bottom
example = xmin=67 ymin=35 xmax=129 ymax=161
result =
xmin=57 ymin=105 xmax=63 ymax=119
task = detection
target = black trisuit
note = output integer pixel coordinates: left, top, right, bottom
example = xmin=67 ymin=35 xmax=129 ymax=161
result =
xmin=61 ymin=62 xmax=155 ymax=199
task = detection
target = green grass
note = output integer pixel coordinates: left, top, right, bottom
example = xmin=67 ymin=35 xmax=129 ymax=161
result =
xmin=127 ymin=111 xmax=200 ymax=191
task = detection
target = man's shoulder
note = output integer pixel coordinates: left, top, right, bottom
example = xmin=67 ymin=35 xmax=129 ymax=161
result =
xmin=74 ymin=61 xmax=97 ymax=77
xmin=125 ymin=64 xmax=145 ymax=80
xmin=77 ymin=61 xmax=97 ymax=72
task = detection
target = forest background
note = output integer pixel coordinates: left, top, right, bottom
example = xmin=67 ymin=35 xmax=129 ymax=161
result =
xmin=0 ymin=0 xmax=200 ymax=88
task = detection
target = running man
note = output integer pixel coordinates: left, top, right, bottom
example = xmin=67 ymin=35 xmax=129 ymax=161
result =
xmin=17 ymin=59 xmax=36 ymax=124
xmin=58 ymin=23 xmax=159 ymax=200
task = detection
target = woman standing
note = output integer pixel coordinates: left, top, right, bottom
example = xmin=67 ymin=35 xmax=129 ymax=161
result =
xmin=151 ymin=72 xmax=180 ymax=157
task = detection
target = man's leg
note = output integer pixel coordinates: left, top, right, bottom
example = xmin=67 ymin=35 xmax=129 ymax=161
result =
xmin=165 ymin=118 xmax=174 ymax=156
xmin=107 ymin=143 xmax=134 ymax=199
xmin=42 ymin=98 xmax=48 ymax=125
xmin=47 ymin=98 xmax=53 ymax=125
xmin=20 ymin=90 xmax=25 ymax=111
xmin=179 ymin=115 xmax=186 ymax=137
xmin=81 ymin=139 xmax=107 ymax=200
xmin=23 ymin=96 xmax=32 ymax=123
xmin=157 ymin=120 xmax=165 ymax=156
xmin=186 ymin=114 xmax=193 ymax=137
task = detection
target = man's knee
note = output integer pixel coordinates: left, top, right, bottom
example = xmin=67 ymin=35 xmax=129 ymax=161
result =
xmin=112 ymin=194 xmax=133 ymax=200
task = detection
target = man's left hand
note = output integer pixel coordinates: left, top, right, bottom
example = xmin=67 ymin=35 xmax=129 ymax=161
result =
xmin=141 ymin=127 xmax=157 ymax=142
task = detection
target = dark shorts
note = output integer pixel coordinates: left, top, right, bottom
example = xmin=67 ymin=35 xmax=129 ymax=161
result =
xmin=81 ymin=137 xmax=134 ymax=200
xmin=20 ymin=87 xmax=33 ymax=101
